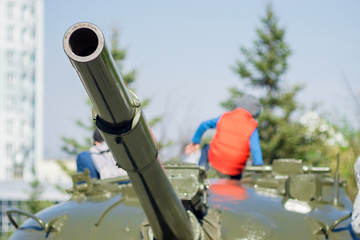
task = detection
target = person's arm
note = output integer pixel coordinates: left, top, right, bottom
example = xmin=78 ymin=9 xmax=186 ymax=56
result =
xmin=185 ymin=116 xmax=220 ymax=155
xmin=249 ymin=128 xmax=263 ymax=165
xmin=191 ymin=117 xmax=220 ymax=143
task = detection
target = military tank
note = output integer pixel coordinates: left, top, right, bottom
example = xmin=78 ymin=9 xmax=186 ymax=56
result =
xmin=6 ymin=22 xmax=357 ymax=239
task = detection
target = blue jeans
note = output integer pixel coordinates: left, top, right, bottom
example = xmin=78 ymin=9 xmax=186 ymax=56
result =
xmin=199 ymin=144 xmax=210 ymax=170
xmin=76 ymin=151 xmax=100 ymax=179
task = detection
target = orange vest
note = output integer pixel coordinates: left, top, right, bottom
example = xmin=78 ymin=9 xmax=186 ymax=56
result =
xmin=208 ymin=108 xmax=257 ymax=176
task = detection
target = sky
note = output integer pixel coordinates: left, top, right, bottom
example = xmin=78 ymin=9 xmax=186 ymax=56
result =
xmin=44 ymin=0 xmax=360 ymax=160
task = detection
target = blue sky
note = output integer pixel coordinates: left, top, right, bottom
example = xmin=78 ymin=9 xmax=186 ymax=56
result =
xmin=44 ymin=1 xmax=360 ymax=159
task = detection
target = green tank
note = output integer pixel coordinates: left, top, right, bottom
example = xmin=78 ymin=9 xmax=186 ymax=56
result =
xmin=6 ymin=22 xmax=357 ymax=240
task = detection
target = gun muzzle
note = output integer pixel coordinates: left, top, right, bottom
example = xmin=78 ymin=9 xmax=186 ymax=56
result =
xmin=63 ymin=23 xmax=195 ymax=240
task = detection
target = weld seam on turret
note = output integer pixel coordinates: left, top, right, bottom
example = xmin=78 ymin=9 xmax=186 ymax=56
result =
xmin=94 ymin=197 xmax=126 ymax=227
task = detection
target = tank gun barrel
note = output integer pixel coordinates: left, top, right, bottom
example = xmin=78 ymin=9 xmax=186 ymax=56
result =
xmin=63 ymin=22 xmax=194 ymax=240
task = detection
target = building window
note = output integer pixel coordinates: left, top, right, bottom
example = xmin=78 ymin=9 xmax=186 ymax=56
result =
xmin=6 ymin=50 xmax=14 ymax=66
xmin=31 ymin=27 xmax=36 ymax=41
xmin=30 ymin=5 xmax=35 ymax=16
xmin=6 ymin=143 xmax=13 ymax=158
xmin=6 ymin=72 xmax=14 ymax=88
xmin=21 ymin=5 xmax=27 ymax=21
xmin=20 ymin=120 xmax=25 ymax=136
xmin=21 ymin=4 xmax=30 ymax=21
xmin=6 ymin=95 xmax=16 ymax=111
xmin=20 ymin=28 xmax=26 ymax=44
xmin=20 ymin=52 xmax=26 ymax=66
xmin=6 ymin=119 xmax=14 ymax=135
xmin=7 ymin=25 xmax=14 ymax=42
xmin=20 ymin=73 xmax=26 ymax=89
xmin=31 ymin=52 xmax=35 ymax=63
xmin=7 ymin=2 xmax=15 ymax=18
xmin=31 ymin=71 xmax=35 ymax=83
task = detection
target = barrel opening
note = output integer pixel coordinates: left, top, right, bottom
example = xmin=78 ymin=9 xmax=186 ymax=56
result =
xmin=69 ymin=28 xmax=98 ymax=57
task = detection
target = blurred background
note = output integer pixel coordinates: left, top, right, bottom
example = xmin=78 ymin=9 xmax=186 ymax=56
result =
xmin=0 ymin=0 xmax=359 ymax=238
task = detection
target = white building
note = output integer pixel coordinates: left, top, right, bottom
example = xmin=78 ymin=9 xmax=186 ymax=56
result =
xmin=37 ymin=158 xmax=76 ymax=188
xmin=0 ymin=0 xmax=44 ymax=181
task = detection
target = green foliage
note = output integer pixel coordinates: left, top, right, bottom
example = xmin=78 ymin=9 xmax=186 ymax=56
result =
xmin=110 ymin=27 xmax=137 ymax=87
xmin=233 ymin=3 xmax=290 ymax=94
xmin=0 ymin=230 xmax=13 ymax=240
xmin=221 ymin=87 xmax=244 ymax=110
xmin=56 ymin=159 xmax=76 ymax=176
xmin=331 ymin=120 xmax=360 ymax=200
xmin=26 ymin=177 xmax=53 ymax=214
xmin=256 ymin=86 xmax=333 ymax=164
xmin=61 ymin=127 xmax=93 ymax=156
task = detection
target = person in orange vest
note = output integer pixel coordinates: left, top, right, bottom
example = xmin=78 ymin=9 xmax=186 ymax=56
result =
xmin=185 ymin=94 xmax=263 ymax=179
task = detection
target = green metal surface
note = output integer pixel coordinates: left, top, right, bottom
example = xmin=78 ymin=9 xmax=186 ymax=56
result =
xmin=8 ymin=160 xmax=357 ymax=239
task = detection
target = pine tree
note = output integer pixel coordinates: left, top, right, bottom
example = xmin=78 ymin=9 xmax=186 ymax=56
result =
xmin=226 ymin=3 xmax=329 ymax=164
xmin=235 ymin=4 xmax=290 ymax=95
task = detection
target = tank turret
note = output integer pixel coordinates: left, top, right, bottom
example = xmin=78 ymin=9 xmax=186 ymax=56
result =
xmin=5 ymin=22 xmax=358 ymax=240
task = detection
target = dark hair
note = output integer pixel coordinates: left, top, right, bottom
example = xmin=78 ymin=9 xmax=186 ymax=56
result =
xmin=93 ymin=129 xmax=104 ymax=143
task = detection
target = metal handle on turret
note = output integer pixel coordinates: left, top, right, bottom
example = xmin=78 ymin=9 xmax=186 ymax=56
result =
xmin=6 ymin=208 xmax=48 ymax=231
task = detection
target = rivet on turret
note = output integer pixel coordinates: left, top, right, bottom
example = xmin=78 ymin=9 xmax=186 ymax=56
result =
xmin=132 ymin=99 xmax=141 ymax=108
